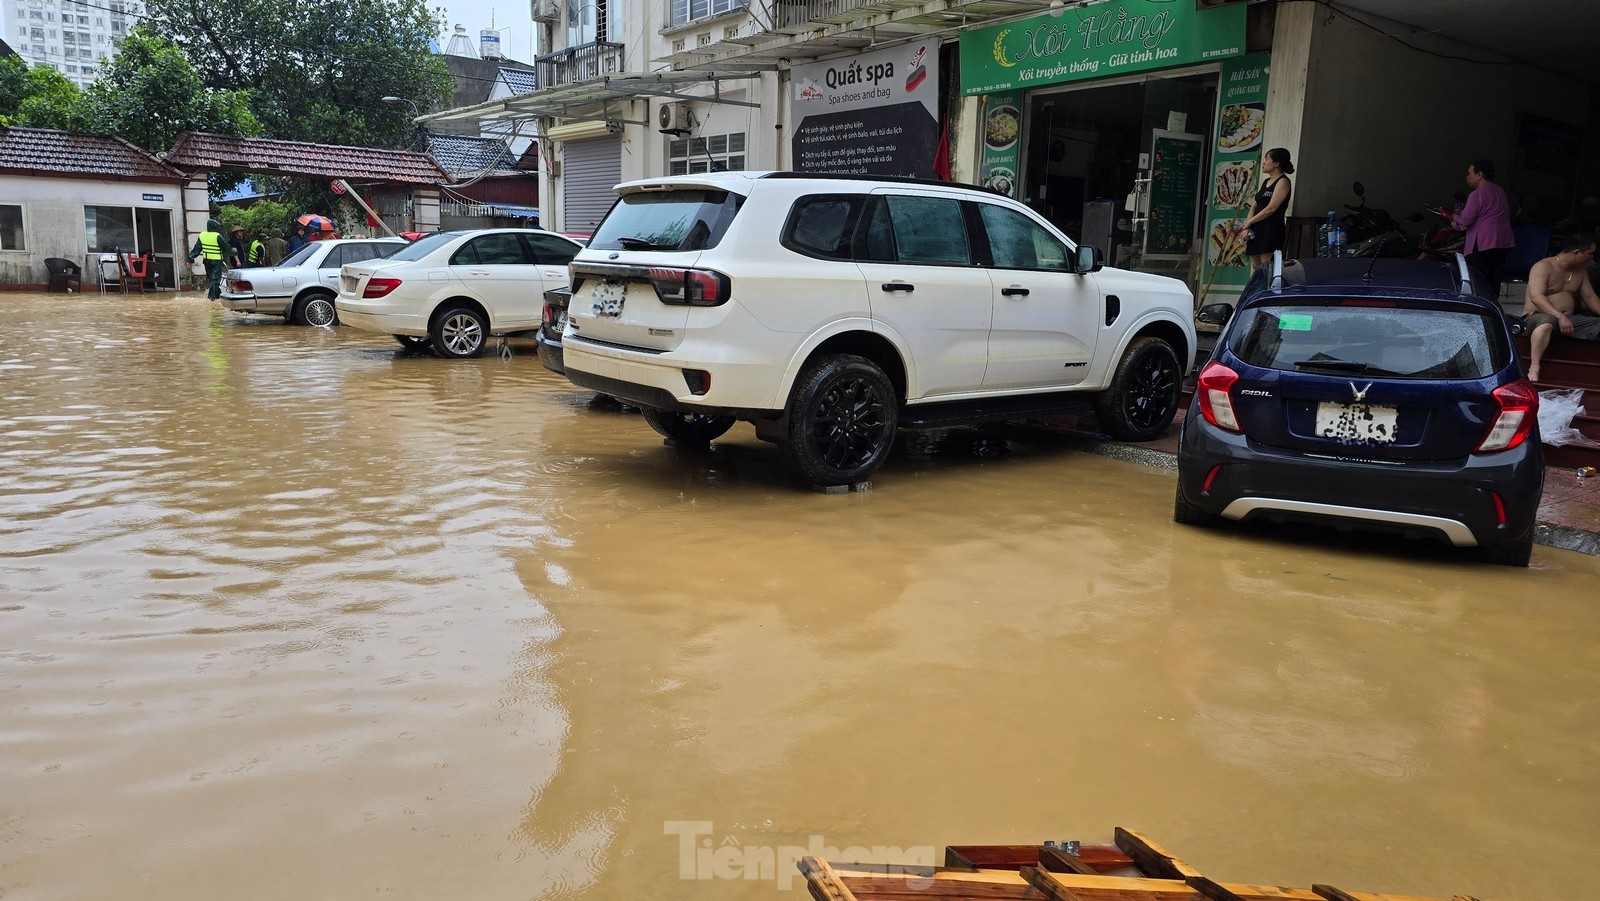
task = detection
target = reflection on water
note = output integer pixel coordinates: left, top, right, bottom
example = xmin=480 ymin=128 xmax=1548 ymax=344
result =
xmin=1 ymin=293 xmax=1597 ymax=900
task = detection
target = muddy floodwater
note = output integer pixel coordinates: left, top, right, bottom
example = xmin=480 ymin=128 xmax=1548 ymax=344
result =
xmin=1 ymin=291 xmax=1597 ymax=901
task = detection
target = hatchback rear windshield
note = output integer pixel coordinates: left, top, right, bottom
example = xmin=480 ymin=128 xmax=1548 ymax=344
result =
xmin=1229 ymin=303 xmax=1510 ymax=379
xmin=589 ymin=189 xmax=743 ymax=252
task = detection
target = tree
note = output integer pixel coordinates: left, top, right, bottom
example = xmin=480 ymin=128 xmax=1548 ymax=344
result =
xmin=80 ymin=27 xmax=260 ymax=152
xmin=137 ymin=0 xmax=452 ymax=149
xmin=0 ymin=59 xmax=89 ymax=131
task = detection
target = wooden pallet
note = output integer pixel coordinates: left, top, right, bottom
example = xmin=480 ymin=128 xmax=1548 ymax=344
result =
xmin=798 ymin=828 xmax=1479 ymax=901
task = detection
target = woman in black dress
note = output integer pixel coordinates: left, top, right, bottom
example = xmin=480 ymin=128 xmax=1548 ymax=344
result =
xmin=1243 ymin=147 xmax=1294 ymax=271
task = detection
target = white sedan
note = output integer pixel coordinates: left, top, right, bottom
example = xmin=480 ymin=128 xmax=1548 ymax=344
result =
xmin=336 ymin=228 xmax=583 ymax=357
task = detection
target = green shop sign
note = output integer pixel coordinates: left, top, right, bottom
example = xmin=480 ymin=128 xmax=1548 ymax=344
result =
xmin=960 ymin=0 xmax=1246 ymax=96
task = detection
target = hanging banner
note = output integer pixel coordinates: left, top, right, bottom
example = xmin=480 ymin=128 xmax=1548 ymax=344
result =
xmin=1199 ymin=51 xmax=1270 ymax=298
xmin=960 ymin=0 xmax=1245 ymax=96
xmin=977 ymin=91 xmax=1022 ymax=197
xmin=791 ymin=40 xmax=942 ymax=177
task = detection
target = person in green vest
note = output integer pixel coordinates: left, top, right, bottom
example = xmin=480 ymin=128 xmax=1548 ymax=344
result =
xmin=186 ymin=218 xmax=229 ymax=300
xmin=248 ymin=233 xmax=268 ymax=266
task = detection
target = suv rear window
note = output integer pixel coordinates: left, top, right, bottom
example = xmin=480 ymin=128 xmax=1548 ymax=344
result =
xmin=589 ymin=189 xmax=742 ymax=252
xmin=1229 ymin=303 xmax=1510 ymax=379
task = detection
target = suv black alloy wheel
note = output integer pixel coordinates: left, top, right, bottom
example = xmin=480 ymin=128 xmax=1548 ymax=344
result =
xmin=1095 ymin=337 xmax=1181 ymax=441
xmin=783 ymin=354 xmax=899 ymax=485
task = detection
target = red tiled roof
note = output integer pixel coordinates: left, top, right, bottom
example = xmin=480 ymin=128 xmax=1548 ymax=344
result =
xmin=166 ymin=132 xmax=446 ymax=185
xmin=0 ymin=127 xmax=185 ymax=182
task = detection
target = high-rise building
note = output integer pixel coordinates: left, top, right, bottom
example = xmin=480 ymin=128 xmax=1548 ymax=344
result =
xmin=2 ymin=0 xmax=138 ymax=88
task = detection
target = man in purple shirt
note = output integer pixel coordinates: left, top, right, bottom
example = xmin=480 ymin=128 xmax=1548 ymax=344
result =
xmin=1453 ymin=158 xmax=1515 ymax=300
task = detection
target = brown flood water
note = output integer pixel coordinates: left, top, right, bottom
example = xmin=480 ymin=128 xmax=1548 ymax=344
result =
xmin=1 ymin=291 xmax=1597 ymax=900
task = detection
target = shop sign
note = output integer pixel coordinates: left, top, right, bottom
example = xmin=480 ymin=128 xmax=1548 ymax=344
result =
xmin=1199 ymin=51 xmax=1270 ymax=297
xmin=791 ymin=40 xmax=942 ymax=177
xmin=960 ymin=0 xmax=1246 ymax=96
xmin=977 ymin=91 xmax=1022 ymax=198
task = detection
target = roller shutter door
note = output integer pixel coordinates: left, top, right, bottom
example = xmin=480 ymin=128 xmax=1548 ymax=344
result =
xmin=562 ymin=137 xmax=621 ymax=233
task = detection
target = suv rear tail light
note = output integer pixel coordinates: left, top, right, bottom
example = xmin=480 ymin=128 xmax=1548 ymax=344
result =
xmin=1196 ymin=361 xmax=1242 ymax=433
xmin=1475 ymin=379 xmax=1538 ymax=453
xmin=362 ymin=276 xmax=402 ymax=298
xmin=646 ymin=267 xmax=731 ymax=306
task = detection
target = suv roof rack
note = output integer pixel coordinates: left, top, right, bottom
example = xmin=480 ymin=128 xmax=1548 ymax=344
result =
xmin=1454 ymin=252 xmax=1475 ymax=297
xmin=759 ymin=171 xmax=999 ymax=195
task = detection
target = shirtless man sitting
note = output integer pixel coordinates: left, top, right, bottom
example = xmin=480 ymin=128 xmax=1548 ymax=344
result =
xmin=1523 ymin=231 xmax=1599 ymax=383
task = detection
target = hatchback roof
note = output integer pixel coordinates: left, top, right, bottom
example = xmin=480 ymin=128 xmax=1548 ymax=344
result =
xmin=1256 ymin=255 xmax=1497 ymax=310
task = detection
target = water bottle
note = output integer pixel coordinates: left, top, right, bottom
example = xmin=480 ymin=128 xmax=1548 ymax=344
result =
xmin=1333 ymin=219 xmax=1348 ymax=257
xmin=1318 ymin=211 xmax=1337 ymax=258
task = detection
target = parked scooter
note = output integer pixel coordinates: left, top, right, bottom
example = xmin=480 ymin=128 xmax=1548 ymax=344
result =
xmin=1414 ymin=192 xmax=1466 ymax=262
xmin=1340 ymin=182 xmax=1422 ymax=258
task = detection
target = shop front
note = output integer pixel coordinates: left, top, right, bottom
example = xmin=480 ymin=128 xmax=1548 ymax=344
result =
xmin=960 ymin=0 xmax=1263 ymax=302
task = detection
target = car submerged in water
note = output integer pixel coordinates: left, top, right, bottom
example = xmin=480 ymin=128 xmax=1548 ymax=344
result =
xmin=1175 ymin=253 xmax=1543 ymax=566
xmin=220 ymin=238 xmax=407 ymax=326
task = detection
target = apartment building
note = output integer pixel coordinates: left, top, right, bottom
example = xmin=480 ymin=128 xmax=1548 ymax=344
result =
xmin=4 ymin=0 xmax=135 ymax=87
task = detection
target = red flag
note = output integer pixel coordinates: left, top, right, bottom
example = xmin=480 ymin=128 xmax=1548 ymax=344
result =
xmin=366 ymin=211 xmax=382 ymax=228
xmin=932 ymin=121 xmax=952 ymax=181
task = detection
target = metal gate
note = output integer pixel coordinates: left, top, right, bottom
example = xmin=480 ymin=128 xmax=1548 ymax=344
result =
xmin=562 ymin=136 xmax=621 ymax=234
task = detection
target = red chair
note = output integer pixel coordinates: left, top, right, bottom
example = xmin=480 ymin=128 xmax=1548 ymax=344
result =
xmin=115 ymin=250 xmax=146 ymax=294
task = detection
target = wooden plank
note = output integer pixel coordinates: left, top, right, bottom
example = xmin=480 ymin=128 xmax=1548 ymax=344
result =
xmin=830 ymin=866 xmax=1040 ymax=900
xmin=946 ymin=844 xmax=1136 ymax=873
xmin=1040 ymin=846 xmax=1101 ymax=876
xmin=1312 ymin=887 xmax=1361 ymax=901
xmin=1187 ymin=876 xmax=1249 ymax=901
xmin=1113 ymin=827 xmax=1202 ymax=880
xmin=800 ymin=856 xmax=862 ymax=901
xmin=1027 ymin=869 xmax=1458 ymax=901
xmin=830 ymin=865 xmax=1029 ymax=885
xmin=1020 ymin=866 xmax=1090 ymax=901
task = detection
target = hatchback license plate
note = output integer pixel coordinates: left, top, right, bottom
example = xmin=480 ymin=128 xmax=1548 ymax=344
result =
xmin=591 ymin=280 xmax=625 ymax=317
xmin=1315 ymin=402 xmax=1398 ymax=443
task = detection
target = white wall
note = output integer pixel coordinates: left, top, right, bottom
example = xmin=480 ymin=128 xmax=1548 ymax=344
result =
xmin=1296 ymin=8 xmax=1589 ymax=226
xmin=0 ymin=174 xmax=185 ymax=287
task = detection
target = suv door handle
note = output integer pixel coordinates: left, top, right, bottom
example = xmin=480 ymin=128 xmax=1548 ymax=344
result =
xmin=1001 ymin=286 xmax=1030 ymax=297
xmin=880 ymin=282 xmax=914 ymax=293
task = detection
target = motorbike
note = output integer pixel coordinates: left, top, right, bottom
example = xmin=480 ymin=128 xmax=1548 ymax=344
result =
xmin=1340 ymin=182 xmax=1423 ymax=258
xmin=1413 ymin=193 xmax=1466 ymax=263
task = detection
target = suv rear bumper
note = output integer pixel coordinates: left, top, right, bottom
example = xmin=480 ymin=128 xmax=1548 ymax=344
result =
xmin=1177 ymin=414 xmax=1544 ymax=548
xmin=564 ymin=339 xmax=783 ymax=413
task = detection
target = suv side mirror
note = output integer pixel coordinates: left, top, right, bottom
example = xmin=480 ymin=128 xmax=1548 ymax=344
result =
xmin=1075 ymin=244 xmax=1103 ymax=274
xmin=1196 ymin=302 xmax=1234 ymax=326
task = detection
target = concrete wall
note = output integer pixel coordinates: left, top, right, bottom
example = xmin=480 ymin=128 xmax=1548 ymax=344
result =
xmin=0 ymin=174 xmax=185 ymax=288
xmin=1295 ymin=4 xmax=1589 ymax=227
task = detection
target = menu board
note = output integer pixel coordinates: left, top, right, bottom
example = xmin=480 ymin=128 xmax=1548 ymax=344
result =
xmin=1146 ymin=131 xmax=1203 ymax=258
xmin=1199 ymin=52 xmax=1271 ymax=301
xmin=978 ymin=91 xmax=1022 ymax=197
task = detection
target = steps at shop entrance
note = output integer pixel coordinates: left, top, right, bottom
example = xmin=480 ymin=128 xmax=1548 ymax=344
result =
xmin=1516 ymin=334 xmax=1600 ymax=469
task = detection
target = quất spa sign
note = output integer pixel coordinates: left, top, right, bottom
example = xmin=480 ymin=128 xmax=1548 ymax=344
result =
xmin=960 ymin=0 xmax=1245 ymax=95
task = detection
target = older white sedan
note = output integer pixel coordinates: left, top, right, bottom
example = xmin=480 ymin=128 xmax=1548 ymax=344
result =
xmin=336 ymin=228 xmax=583 ymax=357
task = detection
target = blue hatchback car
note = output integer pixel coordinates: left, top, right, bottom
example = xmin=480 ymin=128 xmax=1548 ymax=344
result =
xmin=1175 ymin=254 xmax=1543 ymax=566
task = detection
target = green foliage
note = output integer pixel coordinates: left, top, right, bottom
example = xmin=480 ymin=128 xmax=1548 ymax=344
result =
xmin=217 ymin=199 xmax=295 ymax=240
xmin=5 ymin=62 xmax=90 ymax=131
xmin=139 ymin=0 xmax=453 ymax=148
xmin=0 ymin=55 xmax=28 ymax=123
xmin=81 ymin=28 xmax=260 ymax=151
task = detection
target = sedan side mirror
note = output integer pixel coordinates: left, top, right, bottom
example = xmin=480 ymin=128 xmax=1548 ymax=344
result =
xmin=1075 ymin=244 xmax=1103 ymax=274
xmin=1196 ymin=302 xmax=1234 ymax=326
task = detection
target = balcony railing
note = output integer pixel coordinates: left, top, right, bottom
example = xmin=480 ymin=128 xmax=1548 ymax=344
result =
xmin=536 ymin=40 xmax=627 ymax=89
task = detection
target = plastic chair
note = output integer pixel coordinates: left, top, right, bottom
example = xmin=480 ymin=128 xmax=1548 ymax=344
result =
xmin=45 ymin=257 xmax=83 ymax=293
xmin=114 ymin=249 xmax=144 ymax=294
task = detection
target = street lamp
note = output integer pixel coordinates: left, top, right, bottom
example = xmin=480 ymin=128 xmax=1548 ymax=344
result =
xmin=382 ymin=96 xmax=426 ymax=151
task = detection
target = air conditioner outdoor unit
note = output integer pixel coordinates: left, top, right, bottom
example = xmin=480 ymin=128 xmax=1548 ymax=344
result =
xmin=658 ymin=102 xmax=693 ymax=135
xmin=531 ymin=0 xmax=559 ymax=22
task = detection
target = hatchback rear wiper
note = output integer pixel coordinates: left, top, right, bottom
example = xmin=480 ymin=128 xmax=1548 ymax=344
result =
xmin=615 ymin=236 xmax=667 ymax=250
xmin=1292 ymin=358 xmax=1370 ymax=373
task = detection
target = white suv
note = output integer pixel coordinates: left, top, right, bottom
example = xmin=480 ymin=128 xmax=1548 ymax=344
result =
xmin=562 ymin=172 xmax=1196 ymax=486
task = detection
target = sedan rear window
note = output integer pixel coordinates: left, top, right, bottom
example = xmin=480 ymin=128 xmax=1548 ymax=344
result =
xmin=589 ymin=189 xmax=742 ymax=252
xmin=1229 ymin=304 xmax=1510 ymax=379
xmin=387 ymin=231 xmax=463 ymax=262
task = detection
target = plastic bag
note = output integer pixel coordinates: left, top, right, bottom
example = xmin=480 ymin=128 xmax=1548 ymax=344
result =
xmin=1538 ymin=388 xmax=1587 ymax=447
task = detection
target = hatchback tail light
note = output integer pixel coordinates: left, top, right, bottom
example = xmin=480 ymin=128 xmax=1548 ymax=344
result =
xmin=1475 ymin=379 xmax=1538 ymax=453
xmin=646 ymin=267 xmax=731 ymax=306
xmin=1196 ymin=362 xmax=1242 ymax=433
xmin=362 ymin=276 xmax=402 ymax=299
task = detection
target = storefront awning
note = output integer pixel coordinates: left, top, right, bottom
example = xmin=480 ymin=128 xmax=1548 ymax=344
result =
xmin=418 ymin=70 xmax=765 ymax=127
xmin=656 ymin=0 xmax=1057 ymax=72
